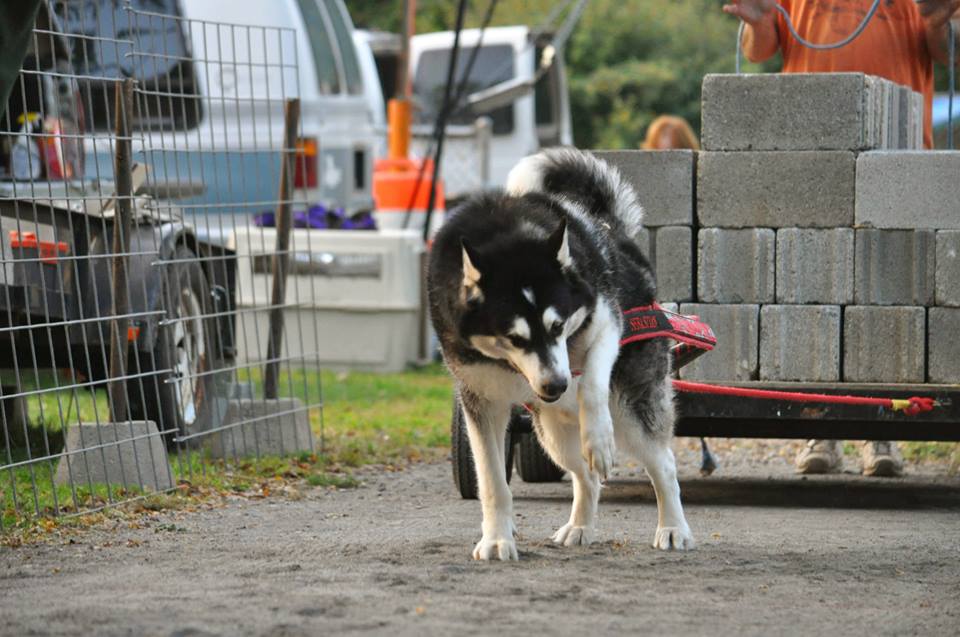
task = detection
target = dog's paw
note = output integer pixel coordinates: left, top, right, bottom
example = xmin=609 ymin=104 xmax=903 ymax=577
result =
xmin=473 ymin=536 xmax=519 ymax=561
xmin=552 ymin=523 xmax=595 ymax=547
xmin=652 ymin=525 xmax=695 ymax=551
xmin=582 ymin=429 xmax=616 ymax=479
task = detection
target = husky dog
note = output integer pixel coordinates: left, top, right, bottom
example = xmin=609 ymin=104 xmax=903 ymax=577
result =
xmin=428 ymin=148 xmax=693 ymax=561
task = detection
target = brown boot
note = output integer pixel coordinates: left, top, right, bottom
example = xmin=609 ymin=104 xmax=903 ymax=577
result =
xmin=795 ymin=439 xmax=843 ymax=474
xmin=861 ymin=441 xmax=904 ymax=477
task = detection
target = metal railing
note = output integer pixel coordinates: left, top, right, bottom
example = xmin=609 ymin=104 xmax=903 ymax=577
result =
xmin=411 ymin=116 xmax=492 ymax=200
xmin=0 ymin=2 xmax=324 ymax=527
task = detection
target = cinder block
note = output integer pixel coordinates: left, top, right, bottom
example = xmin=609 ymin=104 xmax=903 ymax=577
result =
xmin=843 ymin=306 xmax=925 ymax=383
xmin=760 ymin=305 xmax=841 ymax=381
xmin=697 ymin=151 xmax=856 ymax=227
xmin=652 ymin=226 xmax=693 ymax=302
xmin=776 ymin=228 xmax=854 ymax=304
xmin=936 ymin=231 xmax=960 ymax=306
xmin=698 ymin=228 xmax=774 ymax=303
xmin=678 ymin=304 xmax=759 ymax=381
xmin=55 ymin=421 xmax=172 ymax=491
xmin=591 ymin=150 xmax=695 ymax=226
xmin=911 ymin=91 xmax=924 ymax=149
xmin=928 ymin=308 xmax=960 ymax=383
xmin=854 ymin=229 xmax=935 ymax=305
xmin=855 ymin=152 xmax=960 ymax=229
xmin=701 ymin=73 xmax=887 ymax=151
xmin=209 ymin=398 xmax=314 ymax=458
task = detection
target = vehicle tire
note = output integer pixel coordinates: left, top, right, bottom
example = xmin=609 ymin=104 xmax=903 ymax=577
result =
xmin=515 ymin=431 xmax=566 ymax=483
xmin=451 ymin=395 xmax=513 ymax=500
xmin=129 ymin=246 xmax=217 ymax=443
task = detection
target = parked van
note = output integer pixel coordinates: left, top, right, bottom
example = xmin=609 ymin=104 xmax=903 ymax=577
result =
xmin=74 ymin=0 xmax=383 ymax=243
xmin=409 ymin=26 xmax=574 ymax=194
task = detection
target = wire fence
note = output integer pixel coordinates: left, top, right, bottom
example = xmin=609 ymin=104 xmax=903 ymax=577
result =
xmin=0 ymin=1 xmax=326 ymax=528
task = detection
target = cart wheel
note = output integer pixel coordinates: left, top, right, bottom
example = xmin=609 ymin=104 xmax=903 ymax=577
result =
xmin=129 ymin=246 xmax=217 ymax=443
xmin=451 ymin=396 xmax=513 ymax=500
xmin=515 ymin=431 xmax=566 ymax=483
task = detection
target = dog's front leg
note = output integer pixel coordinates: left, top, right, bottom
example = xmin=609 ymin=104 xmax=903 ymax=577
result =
xmin=460 ymin=389 xmax=517 ymax=561
xmin=577 ymin=303 xmax=621 ymax=480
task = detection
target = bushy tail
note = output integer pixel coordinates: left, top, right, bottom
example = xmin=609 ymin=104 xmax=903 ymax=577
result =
xmin=506 ymin=148 xmax=644 ymax=239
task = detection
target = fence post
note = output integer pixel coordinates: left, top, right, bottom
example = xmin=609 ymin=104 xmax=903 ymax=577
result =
xmin=109 ymin=78 xmax=135 ymax=422
xmin=475 ymin=116 xmax=492 ymax=187
xmin=263 ymin=98 xmax=300 ymax=400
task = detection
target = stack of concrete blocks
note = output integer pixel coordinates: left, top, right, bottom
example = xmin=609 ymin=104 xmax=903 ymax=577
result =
xmin=602 ymin=72 xmax=959 ymax=385
xmin=592 ymin=149 xmax=697 ymax=311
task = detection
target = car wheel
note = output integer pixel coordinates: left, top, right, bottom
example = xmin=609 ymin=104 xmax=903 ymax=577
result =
xmin=514 ymin=431 xmax=565 ymax=483
xmin=451 ymin=394 xmax=513 ymax=500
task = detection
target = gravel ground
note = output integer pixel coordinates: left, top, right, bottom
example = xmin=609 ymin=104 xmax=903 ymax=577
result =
xmin=1 ymin=439 xmax=958 ymax=636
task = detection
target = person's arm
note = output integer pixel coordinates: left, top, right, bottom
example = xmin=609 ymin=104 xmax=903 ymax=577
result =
xmin=917 ymin=0 xmax=960 ymax=66
xmin=722 ymin=0 xmax=781 ymax=62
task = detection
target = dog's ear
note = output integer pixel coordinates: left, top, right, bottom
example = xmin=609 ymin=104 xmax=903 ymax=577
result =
xmin=460 ymin=239 xmax=485 ymax=305
xmin=548 ymin=219 xmax=572 ymax=270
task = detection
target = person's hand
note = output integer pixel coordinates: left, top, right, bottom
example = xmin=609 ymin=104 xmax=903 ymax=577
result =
xmin=722 ymin=0 xmax=777 ymax=25
xmin=915 ymin=0 xmax=960 ymax=27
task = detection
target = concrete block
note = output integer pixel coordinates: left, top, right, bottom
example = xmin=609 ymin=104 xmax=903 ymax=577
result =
xmin=652 ymin=226 xmax=693 ymax=302
xmin=855 ymin=152 xmax=960 ymax=229
xmin=760 ymin=305 xmax=841 ymax=381
xmin=209 ymin=398 xmax=314 ymax=458
xmin=55 ymin=421 xmax=172 ymax=491
xmin=660 ymin=302 xmax=679 ymax=314
xmin=854 ymin=229 xmax=935 ymax=305
xmin=697 ymin=151 xmax=856 ymax=227
xmin=701 ymin=73 xmax=886 ymax=151
xmin=935 ymin=231 xmax=960 ymax=306
xmin=698 ymin=228 xmax=775 ymax=303
xmin=591 ymin=150 xmax=695 ymax=226
xmin=776 ymin=228 xmax=854 ymax=304
xmin=678 ymin=304 xmax=759 ymax=381
xmin=911 ymin=91 xmax=924 ymax=149
xmin=928 ymin=308 xmax=960 ymax=383
xmin=843 ymin=306 xmax=925 ymax=383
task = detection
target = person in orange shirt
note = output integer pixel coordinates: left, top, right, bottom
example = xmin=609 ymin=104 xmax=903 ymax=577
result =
xmin=724 ymin=0 xmax=959 ymax=149
xmin=722 ymin=0 xmax=959 ymax=477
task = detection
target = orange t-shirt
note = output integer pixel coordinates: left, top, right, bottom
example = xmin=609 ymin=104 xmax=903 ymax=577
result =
xmin=776 ymin=0 xmax=934 ymax=148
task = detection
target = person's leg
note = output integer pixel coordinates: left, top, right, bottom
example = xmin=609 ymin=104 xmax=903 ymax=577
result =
xmin=861 ymin=440 xmax=904 ymax=477
xmin=795 ymin=439 xmax=843 ymax=474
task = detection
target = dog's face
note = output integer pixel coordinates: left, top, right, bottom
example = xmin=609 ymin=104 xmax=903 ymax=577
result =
xmin=459 ymin=221 xmax=593 ymax=402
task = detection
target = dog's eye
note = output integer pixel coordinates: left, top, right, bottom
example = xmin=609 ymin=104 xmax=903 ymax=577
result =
xmin=549 ymin=322 xmax=564 ymax=338
xmin=508 ymin=335 xmax=527 ymax=349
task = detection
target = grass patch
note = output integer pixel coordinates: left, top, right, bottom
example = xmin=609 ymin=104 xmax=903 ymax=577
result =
xmin=2 ymin=364 xmax=454 ymax=534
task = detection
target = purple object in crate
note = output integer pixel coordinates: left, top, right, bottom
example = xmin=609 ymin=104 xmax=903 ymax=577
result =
xmin=254 ymin=204 xmax=375 ymax=230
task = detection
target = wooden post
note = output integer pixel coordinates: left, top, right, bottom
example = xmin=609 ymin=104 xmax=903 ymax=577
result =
xmin=109 ymin=79 xmax=135 ymax=422
xmin=263 ymin=98 xmax=300 ymax=400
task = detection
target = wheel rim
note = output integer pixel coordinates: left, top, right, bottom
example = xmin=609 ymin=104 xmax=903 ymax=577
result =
xmin=173 ymin=285 xmax=206 ymax=428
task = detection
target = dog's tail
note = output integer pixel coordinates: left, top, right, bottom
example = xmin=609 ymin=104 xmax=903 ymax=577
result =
xmin=505 ymin=148 xmax=644 ymax=240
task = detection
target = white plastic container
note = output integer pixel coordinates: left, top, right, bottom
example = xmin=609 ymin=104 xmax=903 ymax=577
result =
xmin=231 ymin=227 xmax=425 ymax=372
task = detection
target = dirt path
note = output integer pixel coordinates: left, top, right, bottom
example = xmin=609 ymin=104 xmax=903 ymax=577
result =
xmin=2 ymin=452 xmax=959 ymax=636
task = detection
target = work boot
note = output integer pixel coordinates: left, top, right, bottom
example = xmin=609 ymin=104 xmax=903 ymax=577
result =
xmin=795 ymin=439 xmax=843 ymax=474
xmin=861 ymin=441 xmax=904 ymax=477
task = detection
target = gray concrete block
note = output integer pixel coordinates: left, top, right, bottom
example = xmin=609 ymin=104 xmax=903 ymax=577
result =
xmin=698 ymin=228 xmax=775 ymax=303
xmin=209 ymin=398 xmax=314 ymax=458
xmin=843 ymin=306 xmax=925 ymax=383
xmin=591 ymin=150 xmax=695 ymax=226
xmin=659 ymin=302 xmax=679 ymax=314
xmin=652 ymin=226 xmax=693 ymax=302
xmin=701 ymin=73 xmax=886 ymax=151
xmin=936 ymin=231 xmax=960 ymax=306
xmin=911 ymin=91 xmax=924 ymax=149
xmin=928 ymin=308 xmax=960 ymax=383
xmin=760 ymin=305 xmax=841 ymax=381
xmin=854 ymin=229 xmax=935 ymax=305
xmin=776 ymin=228 xmax=854 ymax=304
xmin=55 ymin=421 xmax=172 ymax=491
xmin=697 ymin=151 xmax=856 ymax=227
xmin=678 ymin=304 xmax=759 ymax=381
xmin=855 ymin=152 xmax=960 ymax=229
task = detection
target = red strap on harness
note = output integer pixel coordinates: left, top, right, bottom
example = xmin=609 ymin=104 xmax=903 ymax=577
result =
xmin=621 ymin=303 xmax=717 ymax=351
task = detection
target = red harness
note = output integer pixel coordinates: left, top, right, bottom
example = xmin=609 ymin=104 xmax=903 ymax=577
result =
xmin=620 ymin=303 xmax=717 ymax=369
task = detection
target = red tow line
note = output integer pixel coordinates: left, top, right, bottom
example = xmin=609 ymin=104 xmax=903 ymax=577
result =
xmin=672 ymin=380 xmax=937 ymax=417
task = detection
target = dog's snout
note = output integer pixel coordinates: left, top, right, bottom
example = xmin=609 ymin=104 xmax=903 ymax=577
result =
xmin=541 ymin=377 xmax=568 ymax=401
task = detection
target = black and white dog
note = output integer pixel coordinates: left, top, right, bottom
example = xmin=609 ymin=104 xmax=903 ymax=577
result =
xmin=428 ymin=148 xmax=693 ymax=561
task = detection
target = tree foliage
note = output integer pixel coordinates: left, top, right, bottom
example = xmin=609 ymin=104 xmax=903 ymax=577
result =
xmin=348 ymin=0 xmax=776 ymax=149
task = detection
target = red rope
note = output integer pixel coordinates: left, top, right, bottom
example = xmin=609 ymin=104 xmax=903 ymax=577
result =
xmin=672 ymin=380 xmax=936 ymax=416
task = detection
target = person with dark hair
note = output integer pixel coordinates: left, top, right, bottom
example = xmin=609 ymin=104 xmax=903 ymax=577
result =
xmin=641 ymin=115 xmax=701 ymax=150
xmin=723 ymin=0 xmax=959 ymax=476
